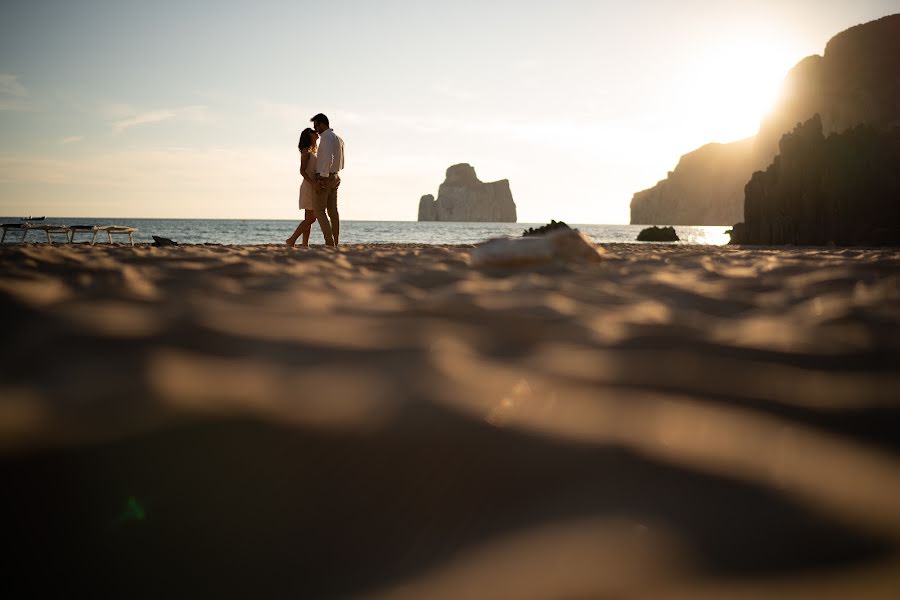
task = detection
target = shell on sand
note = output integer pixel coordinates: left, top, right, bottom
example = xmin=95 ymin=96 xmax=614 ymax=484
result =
xmin=471 ymin=229 xmax=604 ymax=268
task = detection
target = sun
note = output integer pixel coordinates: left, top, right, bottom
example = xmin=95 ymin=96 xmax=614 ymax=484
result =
xmin=678 ymin=37 xmax=800 ymax=142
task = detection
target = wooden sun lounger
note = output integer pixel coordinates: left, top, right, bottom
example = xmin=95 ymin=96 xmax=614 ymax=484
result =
xmin=98 ymin=225 xmax=136 ymax=245
xmin=2 ymin=223 xmax=138 ymax=245
xmin=2 ymin=223 xmax=71 ymax=244
xmin=68 ymin=225 xmax=100 ymax=244
xmin=1 ymin=223 xmax=29 ymax=244
xmin=26 ymin=224 xmax=71 ymax=244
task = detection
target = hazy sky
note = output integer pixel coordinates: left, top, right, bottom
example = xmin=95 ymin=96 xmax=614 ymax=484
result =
xmin=1 ymin=1 xmax=897 ymax=223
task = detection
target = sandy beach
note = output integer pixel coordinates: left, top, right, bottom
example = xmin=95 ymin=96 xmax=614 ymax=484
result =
xmin=2 ymin=241 xmax=899 ymax=597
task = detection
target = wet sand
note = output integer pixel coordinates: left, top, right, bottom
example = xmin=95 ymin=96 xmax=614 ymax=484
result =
xmin=1 ymin=242 xmax=899 ymax=597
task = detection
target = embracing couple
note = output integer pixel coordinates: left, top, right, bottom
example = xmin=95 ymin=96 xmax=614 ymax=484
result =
xmin=286 ymin=113 xmax=345 ymax=247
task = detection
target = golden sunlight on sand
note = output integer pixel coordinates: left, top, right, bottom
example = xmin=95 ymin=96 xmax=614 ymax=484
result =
xmin=2 ymin=242 xmax=899 ymax=597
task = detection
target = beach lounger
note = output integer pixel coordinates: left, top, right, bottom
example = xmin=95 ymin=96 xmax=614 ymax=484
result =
xmin=28 ymin=224 xmax=71 ymax=244
xmin=1 ymin=223 xmax=29 ymax=244
xmin=98 ymin=225 xmax=136 ymax=245
xmin=68 ymin=225 xmax=100 ymax=244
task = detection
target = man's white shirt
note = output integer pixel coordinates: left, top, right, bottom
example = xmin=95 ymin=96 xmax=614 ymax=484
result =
xmin=316 ymin=128 xmax=345 ymax=176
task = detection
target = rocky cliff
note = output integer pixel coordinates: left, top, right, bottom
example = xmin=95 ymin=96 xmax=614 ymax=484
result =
xmin=631 ymin=13 xmax=900 ymax=225
xmin=631 ymin=137 xmax=757 ymax=225
xmin=732 ymin=115 xmax=900 ymax=245
xmin=418 ymin=164 xmax=517 ymax=223
xmin=756 ymin=15 xmax=900 ymax=160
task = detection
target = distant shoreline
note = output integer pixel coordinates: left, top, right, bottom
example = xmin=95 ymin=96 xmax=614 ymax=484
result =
xmin=0 ymin=221 xmax=735 ymax=246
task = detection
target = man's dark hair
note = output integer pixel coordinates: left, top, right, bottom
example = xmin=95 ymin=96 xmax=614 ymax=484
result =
xmin=310 ymin=113 xmax=330 ymax=127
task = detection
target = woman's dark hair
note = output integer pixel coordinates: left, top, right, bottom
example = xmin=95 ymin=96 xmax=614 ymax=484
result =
xmin=297 ymin=128 xmax=316 ymax=152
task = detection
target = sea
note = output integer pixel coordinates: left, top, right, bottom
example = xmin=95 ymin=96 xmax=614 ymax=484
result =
xmin=2 ymin=218 xmax=732 ymax=246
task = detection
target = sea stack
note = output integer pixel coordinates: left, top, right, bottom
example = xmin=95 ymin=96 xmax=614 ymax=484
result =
xmin=418 ymin=163 xmax=517 ymax=222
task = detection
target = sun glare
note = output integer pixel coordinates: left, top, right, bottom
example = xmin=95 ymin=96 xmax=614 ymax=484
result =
xmin=678 ymin=37 xmax=798 ymax=142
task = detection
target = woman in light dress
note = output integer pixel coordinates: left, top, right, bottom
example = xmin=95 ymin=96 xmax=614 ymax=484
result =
xmin=286 ymin=128 xmax=320 ymax=247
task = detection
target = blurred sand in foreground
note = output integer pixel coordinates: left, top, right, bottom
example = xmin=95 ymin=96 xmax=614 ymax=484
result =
xmin=1 ymin=242 xmax=899 ymax=598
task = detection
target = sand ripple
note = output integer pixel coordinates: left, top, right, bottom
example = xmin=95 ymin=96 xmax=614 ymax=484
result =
xmin=1 ymin=242 xmax=899 ymax=596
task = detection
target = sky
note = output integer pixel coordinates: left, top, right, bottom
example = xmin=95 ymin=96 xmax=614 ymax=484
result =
xmin=1 ymin=0 xmax=897 ymax=223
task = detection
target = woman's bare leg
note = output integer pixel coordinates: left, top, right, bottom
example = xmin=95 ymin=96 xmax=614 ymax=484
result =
xmin=286 ymin=222 xmax=306 ymax=247
xmin=301 ymin=210 xmax=314 ymax=247
xmin=287 ymin=211 xmax=317 ymax=247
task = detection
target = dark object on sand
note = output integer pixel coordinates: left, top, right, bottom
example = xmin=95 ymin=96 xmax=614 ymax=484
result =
xmin=637 ymin=226 xmax=679 ymax=242
xmin=725 ymin=223 xmax=748 ymax=245
xmin=731 ymin=115 xmax=900 ymax=246
xmin=152 ymin=235 xmax=178 ymax=247
xmin=523 ymin=220 xmax=571 ymax=237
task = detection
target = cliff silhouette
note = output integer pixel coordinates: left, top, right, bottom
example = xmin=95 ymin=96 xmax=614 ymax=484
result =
xmin=630 ymin=137 xmax=755 ymax=226
xmin=631 ymin=13 xmax=900 ymax=226
xmin=730 ymin=115 xmax=900 ymax=245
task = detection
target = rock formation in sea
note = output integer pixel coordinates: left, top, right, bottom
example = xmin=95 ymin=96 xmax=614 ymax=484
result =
xmin=729 ymin=115 xmax=900 ymax=246
xmin=522 ymin=220 xmax=570 ymax=237
xmin=417 ymin=195 xmax=437 ymax=221
xmin=636 ymin=226 xmax=679 ymax=242
xmin=418 ymin=164 xmax=517 ymax=222
xmin=631 ymin=13 xmax=900 ymax=226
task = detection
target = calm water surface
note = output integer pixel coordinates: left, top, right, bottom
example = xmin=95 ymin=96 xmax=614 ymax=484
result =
xmin=2 ymin=218 xmax=731 ymax=246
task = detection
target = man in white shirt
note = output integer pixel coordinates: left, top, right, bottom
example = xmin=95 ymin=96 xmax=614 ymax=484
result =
xmin=311 ymin=113 xmax=345 ymax=246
